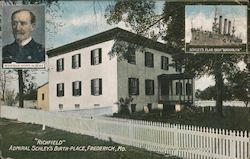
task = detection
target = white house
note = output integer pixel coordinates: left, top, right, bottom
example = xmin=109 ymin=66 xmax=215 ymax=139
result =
xmin=47 ymin=28 xmax=194 ymax=113
xmin=0 ymin=15 xmax=1 ymax=34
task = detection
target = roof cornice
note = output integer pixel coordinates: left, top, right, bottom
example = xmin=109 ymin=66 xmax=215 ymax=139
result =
xmin=47 ymin=27 xmax=170 ymax=58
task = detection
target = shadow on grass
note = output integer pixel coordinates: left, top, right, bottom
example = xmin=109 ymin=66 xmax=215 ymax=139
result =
xmin=0 ymin=118 xmax=180 ymax=159
xmin=113 ymin=106 xmax=250 ymax=131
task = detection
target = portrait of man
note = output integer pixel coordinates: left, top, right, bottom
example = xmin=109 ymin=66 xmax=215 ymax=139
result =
xmin=2 ymin=7 xmax=45 ymax=65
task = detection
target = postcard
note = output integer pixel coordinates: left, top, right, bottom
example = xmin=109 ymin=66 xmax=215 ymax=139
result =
xmin=0 ymin=1 xmax=249 ymax=159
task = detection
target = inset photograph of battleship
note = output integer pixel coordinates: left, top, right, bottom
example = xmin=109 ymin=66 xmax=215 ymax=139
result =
xmin=185 ymin=5 xmax=247 ymax=54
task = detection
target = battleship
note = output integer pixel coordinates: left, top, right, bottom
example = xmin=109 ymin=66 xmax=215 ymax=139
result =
xmin=189 ymin=9 xmax=243 ymax=46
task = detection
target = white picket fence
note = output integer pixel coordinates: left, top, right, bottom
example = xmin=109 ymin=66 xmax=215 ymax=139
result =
xmin=0 ymin=106 xmax=249 ymax=159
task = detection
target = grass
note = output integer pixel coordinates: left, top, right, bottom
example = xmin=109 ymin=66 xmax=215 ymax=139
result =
xmin=113 ymin=106 xmax=250 ymax=131
xmin=0 ymin=118 xmax=180 ymax=159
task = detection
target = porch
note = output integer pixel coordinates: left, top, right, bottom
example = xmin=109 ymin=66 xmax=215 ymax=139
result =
xmin=158 ymin=73 xmax=194 ymax=106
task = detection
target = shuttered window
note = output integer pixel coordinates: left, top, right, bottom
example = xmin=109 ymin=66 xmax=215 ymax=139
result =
xmin=72 ymin=54 xmax=81 ymax=69
xmin=57 ymin=83 xmax=64 ymax=97
xmin=56 ymin=58 xmax=64 ymax=72
xmin=128 ymin=78 xmax=139 ymax=95
xmin=91 ymin=48 xmax=102 ymax=65
xmin=72 ymin=81 xmax=82 ymax=96
xmin=161 ymin=56 xmax=169 ymax=70
xmin=91 ymin=78 xmax=102 ymax=95
xmin=127 ymin=47 xmax=136 ymax=64
xmin=145 ymin=52 xmax=154 ymax=67
xmin=145 ymin=79 xmax=154 ymax=95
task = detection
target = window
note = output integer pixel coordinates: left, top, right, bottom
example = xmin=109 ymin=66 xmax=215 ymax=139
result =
xmin=161 ymin=56 xmax=169 ymax=70
xmin=147 ymin=103 xmax=152 ymax=112
xmin=59 ymin=104 xmax=63 ymax=110
xmin=56 ymin=58 xmax=64 ymax=72
xmin=131 ymin=104 xmax=136 ymax=113
xmin=72 ymin=54 xmax=81 ymax=69
xmin=186 ymin=83 xmax=192 ymax=95
xmin=57 ymin=83 xmax=64 ymax=97
xmin=42 ymin=93 xmax=45 ymax=100
xmin=176 ymin=82 xmax=182 ymax=95
xmin=127 ymin=47 xmax=136 ymax=64
xmin=91 ymin=79 xmax=102 ymax=96
xmin=145 ymin=52 xmax=154 ymax=67
xmin=75 ymin=104 xmax=80 ymax=109
xmin=145 ymin=79 xmax=154 ymax=95
xmin=91 ymin=48 xmax=102 ymax=65
xmin=128 ymin=78 xmax=139 ymax=95
xmin=72 ymin=81 xmax=81 ymax=96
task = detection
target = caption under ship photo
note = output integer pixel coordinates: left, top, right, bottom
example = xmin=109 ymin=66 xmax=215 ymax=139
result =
xmin=186 ymin=7 xmax=247 ymax=54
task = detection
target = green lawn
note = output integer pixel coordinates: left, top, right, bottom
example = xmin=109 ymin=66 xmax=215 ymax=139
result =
xmin=0 ymin=118 xmax=180 ymax=159
xmin=114 ymin=106 xmax=250 ymax=131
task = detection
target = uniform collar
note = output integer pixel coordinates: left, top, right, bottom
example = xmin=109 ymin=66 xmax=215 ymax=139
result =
xmin=17 ymin=37 xmax=32 ymax=47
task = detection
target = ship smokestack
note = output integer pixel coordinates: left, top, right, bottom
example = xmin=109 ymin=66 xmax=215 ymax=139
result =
xmin=223 ymin=18 xmax=227 ymax=34
xmin=228 ymin=21 xmax=231 ymax=35
xmin=219 ymin=16 xmax=222 ymax=34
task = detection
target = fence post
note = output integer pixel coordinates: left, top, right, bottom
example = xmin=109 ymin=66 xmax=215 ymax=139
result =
xmin=93 ymin=117 xmax=98 ymax=139
xmin=174 ymin=124 xmax=178 ymax=156
xmin=230 ymin=130 xmax=236 ymax=158
xmin=129 ymin=120 xmax=133 ymax=146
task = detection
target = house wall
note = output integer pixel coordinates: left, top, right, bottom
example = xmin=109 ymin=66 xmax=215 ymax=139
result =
xmin=48 ymin=37 xmax=195 ymax=113
xmin=117 ymin=48 xmax=180 ymax=111
xmin=48 ymin=40 xmax=118 ymax=112
xmin=0 ymin=12 xmax=2 ymax=67
xmin=37 ymin=83 xmax=49 ymax=111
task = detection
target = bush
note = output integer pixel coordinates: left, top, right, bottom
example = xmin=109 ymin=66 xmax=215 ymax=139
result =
xmin=116 ymin=97 xmax=133 ymax=115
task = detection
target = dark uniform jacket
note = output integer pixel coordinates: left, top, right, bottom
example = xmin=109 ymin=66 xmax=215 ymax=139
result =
xmin=2 ymin=39 xmax=45 ymax=63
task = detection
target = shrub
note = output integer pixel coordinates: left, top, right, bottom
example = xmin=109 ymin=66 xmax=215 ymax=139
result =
xmin=116 ymin=97 xmax=133 ymax=115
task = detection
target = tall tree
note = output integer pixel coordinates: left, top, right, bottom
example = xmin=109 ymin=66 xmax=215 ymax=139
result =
xmin=105 ymin=0 xmax=165 ymax=40
xmin=227 ymin=68 xmax=249 ymax=107
xmin=105 ymin=0 xmax=247 ymax=116
xmin=18 ymin=70 xmax=24 ymax=108
xmin=0 ymin=71 xmax=7 ymax=100
xmin=0 ymin=70 xmax=12 ymax=101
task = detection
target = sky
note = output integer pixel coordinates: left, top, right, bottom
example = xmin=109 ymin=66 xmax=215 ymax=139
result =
xmin=3 ymin=1 xmax=222 ymax=92
xmin=47 ymin=1 xmax=165 ymax=48
xmin=47 ymin=1 xmax=118 ymax=48
xmin=185 ymin=5 xmax=247 ymax=43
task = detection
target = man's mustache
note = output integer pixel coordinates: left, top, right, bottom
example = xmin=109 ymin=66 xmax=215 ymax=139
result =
xmin=14 ymin=31 xmax=25 ymax=34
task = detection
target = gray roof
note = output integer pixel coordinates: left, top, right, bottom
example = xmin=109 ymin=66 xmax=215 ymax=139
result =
xmin=158 ymin=73 xmax=194 ymax=80
xmin=47 ymin=27 xmax=171 ymax=58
